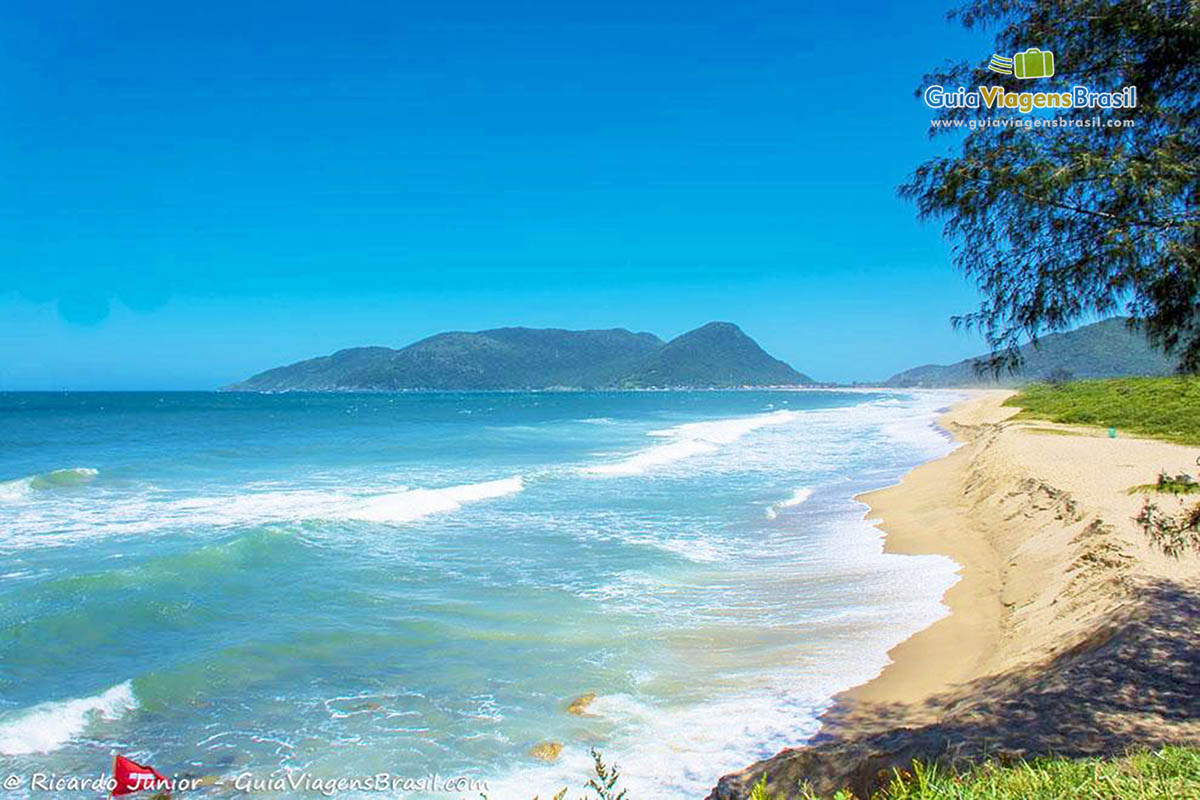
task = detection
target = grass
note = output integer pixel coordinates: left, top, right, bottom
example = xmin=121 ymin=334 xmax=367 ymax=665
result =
xmin=1129 ymin=471 xmax=1200 ymax=495
xmin=872 ymin=747 xmax=1200 ymax=800
xmin=520 ymin=746 xmax=1200 ymax=799
xmin=748 ymin=747 xmax=1200 ymax=799
xmin=1005 ymin=377 xmax=1200 ymax=446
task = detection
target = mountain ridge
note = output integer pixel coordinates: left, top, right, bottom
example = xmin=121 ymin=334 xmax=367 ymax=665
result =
xmin=224 ymin=322 xmax=814 ymax=391
xmin=885 ymin=318 xmax=1174 ymax=387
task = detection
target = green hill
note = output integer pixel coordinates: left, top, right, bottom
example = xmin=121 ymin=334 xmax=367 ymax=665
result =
xmin=618 ymin=322 xmax=806 ymax=388
xmin=224 ymin=322 xmax=813 ymax=391
xmin=886 ymin=318 xmax=1175 ymax=387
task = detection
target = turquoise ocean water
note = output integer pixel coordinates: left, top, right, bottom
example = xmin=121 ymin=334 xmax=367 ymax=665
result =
xmin=0 ymin=390 xmax=961 ymax=798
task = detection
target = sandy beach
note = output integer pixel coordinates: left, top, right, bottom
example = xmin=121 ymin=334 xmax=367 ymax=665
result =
xmin=711 ymin=390 xmax=1200 ymax=798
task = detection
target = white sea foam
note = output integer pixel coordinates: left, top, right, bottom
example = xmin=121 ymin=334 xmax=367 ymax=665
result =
xmin=586 ymin=410 xmax=800 ymax=476
xmin=0 ymin=680 xmax=137 ymax=755
xmin=165 ymin=476 xmax=526 ymax=528
xmin=348 ymin=477 xmax=525 ymax=523
xmin=0 ymin=479 xmax=30 ymax=503
xmin=489 ymin=392 xmax=968 ymax=798
xmin=0 ymin=390 xmax=972 ymax=797
xmin=765 ymin=487 xmax=813 ymax=519
xmin=592 ymin=533 xmax=732 ymax=564
xmin=0 ymin=475 xmax=526 ymax=549
xmin=493 ymin=551 xmax=961 ymax=798
xmin=485 ymin=654 xmax=914 ymax=798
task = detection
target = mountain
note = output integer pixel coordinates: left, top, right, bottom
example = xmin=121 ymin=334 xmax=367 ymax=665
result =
xmin=621 ymin=322 xmax=809 ymax=388
xmin=885 ymin=318 xmax=1175 ymax=387
xmin=224 ymin=322 xmax=814 ymax=391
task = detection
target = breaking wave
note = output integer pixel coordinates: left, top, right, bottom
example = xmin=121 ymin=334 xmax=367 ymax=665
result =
xmin=0 ymin=681 xmax=137 ymax=755
xmin=0 ymin=475 xmax=528 ymax=548
xmin=347 ymin=476 xmax=525 ymax=523
xmin=585 ymin=410 xmax=801 ymax=476
xmin=0 ymin=467 xmax=98 ymax=502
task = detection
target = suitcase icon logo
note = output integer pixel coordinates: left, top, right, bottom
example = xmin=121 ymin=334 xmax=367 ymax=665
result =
xmin=987 ymin=48 xmax=1055 ymax=79
xmin=1013 ymin=48 xmax=1055 ymax=79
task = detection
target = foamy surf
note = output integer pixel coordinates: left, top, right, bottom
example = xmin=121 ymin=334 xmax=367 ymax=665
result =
xmin=765 ymin=487 xmax=813 ymax=519
xmin=489 ymin=547 xmax=960 ymax=798
xmin=0 ymin=389 xmax=970 ymax=798
xmin=585 ymin=410 xmax=800 ymax=476
xmin=1 ymin=475 xmax=528 ymax=547
xmin=483 ymin=676 xmax=880 ymax=798
xmin=0 ymin=680 xmax=137 ymax=755
xmin=170 ymin=476 xmax=527 ymax=527
xmin=348 ymin=476 xmax=525 ymax=523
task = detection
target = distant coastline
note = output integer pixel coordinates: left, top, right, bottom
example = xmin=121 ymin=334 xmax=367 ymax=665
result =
xmin=220 ymin=316 xmax=1174 ymax=395
xmin=221 ymin=383 xmax=830 ymax=394
xmin=223 ymin=322 xmax=815 ymax=392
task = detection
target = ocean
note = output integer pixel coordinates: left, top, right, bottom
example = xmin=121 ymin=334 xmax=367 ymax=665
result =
xmin=0 ymin=390 xmax=961 ymax=798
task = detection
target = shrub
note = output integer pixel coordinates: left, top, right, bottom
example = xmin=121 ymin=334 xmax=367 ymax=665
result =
xmin=1135 ymin=498 xmax=1200 ymax=558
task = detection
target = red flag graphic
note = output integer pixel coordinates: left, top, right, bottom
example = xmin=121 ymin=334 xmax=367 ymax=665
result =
xmin=111 ymin=754 xmax=169 ymax=797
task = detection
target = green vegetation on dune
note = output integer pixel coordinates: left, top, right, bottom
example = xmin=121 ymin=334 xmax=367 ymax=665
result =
xmin=1129 ymin=471 xmax=1200 ymax=496
xmin=521 ymin=747 xmax=1200 ymax=799
xmin=1006 ymin=377 xmax=1200 ymax=446
xmin=871 ymin=747 xmax=1200 ymax=800
xmin=745 ymin=748 xmax=1200 ymax=799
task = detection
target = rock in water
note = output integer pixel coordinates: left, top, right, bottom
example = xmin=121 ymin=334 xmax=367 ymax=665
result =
xmin=566 ymin=692 xmax=597 ymax=715
xmin=529 ymin=741 xmax=563 ymax=762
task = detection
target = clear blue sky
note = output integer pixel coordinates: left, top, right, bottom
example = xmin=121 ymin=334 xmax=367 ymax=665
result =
xmin=1 ymin=0 xmax=998 ymax=389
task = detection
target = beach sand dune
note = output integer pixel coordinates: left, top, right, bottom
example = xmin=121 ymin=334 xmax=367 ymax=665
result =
xmin=710 ymin=391 xmax=1200 ymax=799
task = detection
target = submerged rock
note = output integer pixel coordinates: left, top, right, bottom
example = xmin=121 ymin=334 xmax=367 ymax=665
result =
xmin=566 ymin=692 xmax=597 ymax=715
xmin=529 ymin=741 xmax=563 ymax=762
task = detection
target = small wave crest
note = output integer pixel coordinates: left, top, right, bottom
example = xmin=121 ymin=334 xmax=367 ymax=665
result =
xmin=165 ymin=476 xmax=527 ymax=528
xmin=765 ymin=487 xmax=813 ymax=519
xmin=348 ymin=476 xmax=525 ymax=523
xmin=0 ymin=473 xmax=527 ymax=549
xmin=0 ymin=467 xmax=98 ymax=502
xmin=0 ymin=680 xmax=137 ymax=755
xmin=586 ymin=410 xmax=800 ymax=477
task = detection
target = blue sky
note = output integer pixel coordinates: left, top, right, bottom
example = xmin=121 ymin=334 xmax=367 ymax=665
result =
xmin=1 ymin=0 xmax=998 ymax=389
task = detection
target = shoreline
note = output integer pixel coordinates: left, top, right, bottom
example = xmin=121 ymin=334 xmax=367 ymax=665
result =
xmin=710 ymin=389 xmax=1200 ymax=798
xmin=829 ymin=390 xmax=1013 ymax=720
